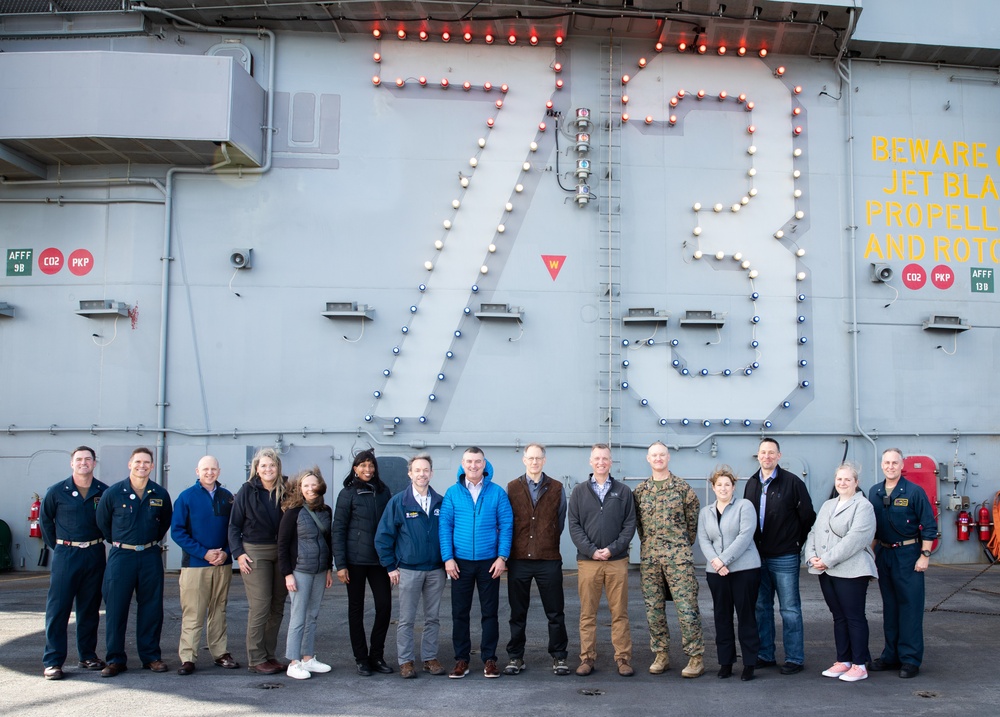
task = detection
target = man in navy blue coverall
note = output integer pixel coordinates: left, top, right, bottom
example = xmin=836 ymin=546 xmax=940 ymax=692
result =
xmin=40 ymin=446 xmax=109 ymax=680
xmin=96 ymin=447 xmax=173 ymax=677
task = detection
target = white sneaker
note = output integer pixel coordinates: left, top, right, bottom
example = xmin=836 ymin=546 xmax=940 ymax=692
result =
xmin=839 ymin=664 xmax=868 ymax=682
xmin=286 ymin=661 xmax=311 ymax=680
xmin=301 ymin=657 xmax=332 ymax=674
xmin=822 ymin=661 xmax=852 ymax=678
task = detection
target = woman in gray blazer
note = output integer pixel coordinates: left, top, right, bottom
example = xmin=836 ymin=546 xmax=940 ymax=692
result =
xmin=697 ymin=465 xmax=760 ymax=681
xmin=804 ymin=462 xmax=877 ymax=683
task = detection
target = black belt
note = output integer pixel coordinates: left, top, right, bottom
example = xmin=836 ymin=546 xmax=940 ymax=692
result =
xmin=112 ymin=541 xmax=160 ymax=551
xmin=56 ymin=538 xmax=102 ymax=548
xmin=880 ymin=539 xmax=918 ymax=548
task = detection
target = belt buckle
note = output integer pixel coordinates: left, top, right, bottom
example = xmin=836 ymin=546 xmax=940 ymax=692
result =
xmin=135 ymin=544 xmax=145 ymax=552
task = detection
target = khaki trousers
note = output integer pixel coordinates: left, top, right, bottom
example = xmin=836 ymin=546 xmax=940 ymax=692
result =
xmin=178 ymin=564 xmax=233 ymax=663
xmin=577 ymin=558 xmax=631 ymax=662
xmin=240 ymin=543 xmax=287 ymax=666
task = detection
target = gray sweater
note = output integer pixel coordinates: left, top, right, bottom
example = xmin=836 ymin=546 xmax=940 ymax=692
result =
xmin=568 ymin=477 xmax=636 ymax=562
xmin=804 ymin=492 xmax=878 ymax=579
xmin=697 ymin=498 xmax=761 ymax=574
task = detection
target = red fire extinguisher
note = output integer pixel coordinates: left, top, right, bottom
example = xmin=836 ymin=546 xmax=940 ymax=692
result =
xmin=29 ymin=493 xmax=42 ymax=538
xmin=978 ymin=504 xmax=993 ymax=542
xmin=956 ymin=509 xmax=971 ymax=541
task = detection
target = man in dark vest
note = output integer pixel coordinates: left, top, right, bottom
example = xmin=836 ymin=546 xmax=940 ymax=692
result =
xmin=503 ymin=443 xmax=570 ymax=676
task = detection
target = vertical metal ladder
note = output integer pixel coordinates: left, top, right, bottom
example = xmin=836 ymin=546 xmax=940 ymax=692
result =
xmin=597 ymin=38 xmax=623 ymax=450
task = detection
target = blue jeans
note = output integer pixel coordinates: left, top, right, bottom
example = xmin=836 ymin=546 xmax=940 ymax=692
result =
xmin=285 ymin=570 xmax=327 ymax=660
xmin=755 ymin=553 xmax=804 ymax=665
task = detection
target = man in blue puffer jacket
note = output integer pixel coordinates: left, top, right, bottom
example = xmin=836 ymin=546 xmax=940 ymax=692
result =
xmin=439 ymin=447 xmax=514 ymax=680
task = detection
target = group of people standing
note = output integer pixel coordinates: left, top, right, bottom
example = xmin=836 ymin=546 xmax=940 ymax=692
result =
xmin=39 ymin=439 xmax=937 ymax=685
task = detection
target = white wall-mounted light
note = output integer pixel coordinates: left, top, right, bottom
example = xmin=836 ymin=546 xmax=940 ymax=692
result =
xmin=230 ymin=248 xmax=253 ymax=269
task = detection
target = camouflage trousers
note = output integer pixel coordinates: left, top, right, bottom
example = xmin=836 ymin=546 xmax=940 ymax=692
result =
xmin=640 ymin=557 xmax=704 ymax=656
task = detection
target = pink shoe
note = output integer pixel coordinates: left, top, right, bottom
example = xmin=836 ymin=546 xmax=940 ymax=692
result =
xmin=839 ymin=664 xmax=868 ymax=682
xmin=821 ymin=662 xmax=851 ymax=677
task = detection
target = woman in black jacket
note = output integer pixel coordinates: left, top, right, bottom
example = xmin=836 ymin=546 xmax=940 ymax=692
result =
xmin=229 ymin=447 xmax=287 ymax=675
xmin=333 ymin=449 xmax=392 ymax=675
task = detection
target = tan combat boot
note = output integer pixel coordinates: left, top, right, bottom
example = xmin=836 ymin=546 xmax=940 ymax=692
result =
xmin=681 ymin=655 xmax=705 ymax=678
xmin=649 ymin=652 xmax=670 ymax=674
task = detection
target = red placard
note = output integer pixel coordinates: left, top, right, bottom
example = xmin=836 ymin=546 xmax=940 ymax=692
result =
xmin=931 ymin=264 xmax=954 ymax=290
xmin=901 ymin=263 xmax=926 ymax=290
xmin=68 ymin=249 xmax=94 ymax=276
xmin=38 ymin=247 xmax=64 ymax=274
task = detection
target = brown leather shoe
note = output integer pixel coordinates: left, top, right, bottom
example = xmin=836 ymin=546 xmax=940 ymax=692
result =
xmin=101 ymin=663 xmax=127 ymax=678
xmin=400 ymin=661 xmax=416 ymax=679
xmin=143 ymin=660 xmax=169 ymax=673
xmin=483 ymin=659 xmax=500 ymax=678
xmin=78 ymin=658 xmax=107 ymax=671
xmin=248 ymin=662 xmax=282 ymax=675
xmin=266 ymin=659 xmax=287 ymax=671
xmin=214 ymin=653 xmax=240 ymax=669
xmin=423 ymin=659 xmax=446 ymax=676
xmin=177 ymin=662 xmax=195 ymax=676
xmin=575 ymin=659 xmax=595 ymax=676
xmin=449 ymin=660 xmax=470 ymax=679
xmin=617 ymin=658 xmax=635 ymax=677
xmin=43 ymin=666 xmax=64 ymax=680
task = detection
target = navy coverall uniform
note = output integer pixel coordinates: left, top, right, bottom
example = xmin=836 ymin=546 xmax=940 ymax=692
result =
xmin=96 ymin=478 xmax=173 ymax=666
xmin=41 ymin=476 xmax=109 ymax=668
xmin=867 ymin=477 xmax=937 ymax=668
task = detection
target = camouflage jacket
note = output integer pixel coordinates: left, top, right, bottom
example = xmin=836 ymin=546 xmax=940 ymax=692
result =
xmin=634 ymin=472 xmax=700 ymax=560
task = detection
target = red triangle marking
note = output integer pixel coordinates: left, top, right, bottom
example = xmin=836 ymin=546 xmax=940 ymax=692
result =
xmin=541 ymin=254 xmax=566 ymax=281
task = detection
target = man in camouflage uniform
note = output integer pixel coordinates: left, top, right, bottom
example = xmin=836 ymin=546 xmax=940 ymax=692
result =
xmin=634 ymin=441 xmax=705 ymax=678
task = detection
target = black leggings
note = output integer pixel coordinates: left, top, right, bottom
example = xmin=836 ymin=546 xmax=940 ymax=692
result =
xmin=346 ymin=564 xmax=392 ymax=662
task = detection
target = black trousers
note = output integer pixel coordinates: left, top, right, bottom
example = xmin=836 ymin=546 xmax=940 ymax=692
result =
xmin=346 ymin=564 xmax=392 ymax=662
xmin=706 ymin=568 xmax=760 ymax=666
xmin=506 ymin=559 xmax=568 ymax=660
xmin=819 ymin=573 xmax=871 ymax=665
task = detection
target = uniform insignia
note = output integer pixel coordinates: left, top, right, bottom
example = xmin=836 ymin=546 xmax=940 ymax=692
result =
xmin=149 ymin=499 xmax=164 ymax=507
xmin=893 ymin=498 xmax=909 ymax=507
xmin=405 ymin=511 xmax=419 ymax=519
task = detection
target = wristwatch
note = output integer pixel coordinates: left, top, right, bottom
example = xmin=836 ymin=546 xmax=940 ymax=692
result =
xmin=921 ymin=550 xmax=931 ymax=557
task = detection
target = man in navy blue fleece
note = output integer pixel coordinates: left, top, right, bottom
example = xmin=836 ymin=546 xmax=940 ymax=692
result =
xmin=170 ymin=456 xmax=238 ymax=675
xmin=439 ymin=447 xmax=514 ymax=679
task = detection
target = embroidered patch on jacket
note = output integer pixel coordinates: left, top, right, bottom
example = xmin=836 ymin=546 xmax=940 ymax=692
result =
xmin=149 ymin=499 xmax=164 ymax=507
xmin=405 ymin=511 xmax=420 ymax=519
xmin=893 ymin=498 xmax=909 ymax=507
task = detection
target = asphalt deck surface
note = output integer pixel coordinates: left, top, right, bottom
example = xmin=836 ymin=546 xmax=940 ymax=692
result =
xmin=1 ymin=562 xmax=999 ymax=717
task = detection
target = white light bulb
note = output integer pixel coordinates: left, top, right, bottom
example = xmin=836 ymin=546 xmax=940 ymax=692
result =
xmin=796 ymin=271 xmax=807 ymax=281
xmin=741 ymin=260 xmax=751 ymax=269
xmin=460 ymin=177 xmax=470 ymax=188
xmin=741 ymin=196 xmax=749 ymax=205
xmin=795 ymin=210 xmax=805 ymax=219
xmin=733 ymin=252 xmax=743 ymax=261
xmin=732 ymin=204 xmax=741 ymax=212
xmin=434 ymin=240 xmax=444 ymax=250
xmin=693 ymin=250 xmax=703 ymax=259
xmin=529 ymin=141 xmax=538 ymax=152
xmin=793 ymin=148 xmax=802 ymax=157
xmin=774 ymin=230 xmax=784 ymax=239
xmin=424 ymin=261 xmax=434 ymax=270
xmin=452 ymin=199 xmax=461 ymax=209
xmin=470 ymin=157 xmax=478 ymax=167
xmin=480 ymin=265 xmax=489 ymax=274
xmin=505 ymin=202 xmax=513 ymax=212
xmin=793 ymin=189 xmax=802 ymax=198
xmin=747 ymin=145 xmax=757 ymax=155
xmin=796 ymin=248 xmax=805 ymax=257
xmin=443 ymin=219 xmax=452 ymax=229
xmin=478 ymin=138 xmax=486 ymax=148
xmin=749 ymin=269 xmax=759 ymax=278
xmin=488 ymin=243 xmax=497 ymax=253
xmin=747 ymin=168 xmax=756 ymax=177
xmin=522 ymin=161 xmax=531 ymax=171
xmin=793 ymin=170 xmax=801 ymax=178
xmin=497 ymin=224 xmax=506 ymax=233
xmin=693 ymin=202 xmax=702 ymax=211
xmin=693 ymin=226 xmax=702 ymax=236
xmin=714 ymin=203 xmax=723 ymax=212
xmin=715 ymin=251 xmax=725 ymax=260
xmin=749 ymin=188 xmax=758 ymax=197
xmin=515 ymin=184 xmax=524 ymax=193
